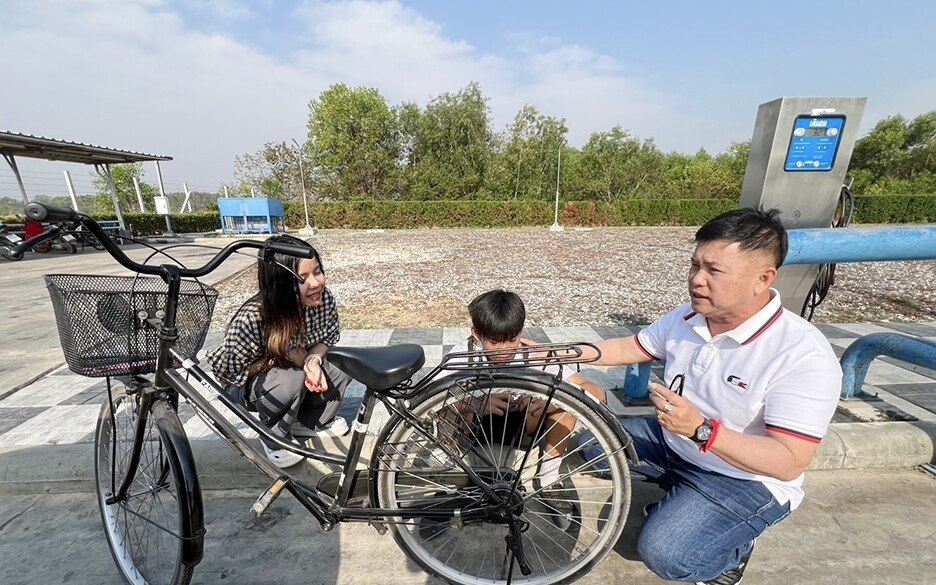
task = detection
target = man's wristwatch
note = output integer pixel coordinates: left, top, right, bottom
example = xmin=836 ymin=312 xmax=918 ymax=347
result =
xmin=691 ymin=418 xmax=713 ymax=447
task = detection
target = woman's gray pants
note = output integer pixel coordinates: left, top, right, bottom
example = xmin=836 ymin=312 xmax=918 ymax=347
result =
xmin=242 ymin=359 xmax=351 ymax=447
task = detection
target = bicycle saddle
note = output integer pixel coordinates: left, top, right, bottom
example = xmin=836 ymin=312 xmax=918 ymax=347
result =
xmin=326 ymin=343 xmax=425 ymax=391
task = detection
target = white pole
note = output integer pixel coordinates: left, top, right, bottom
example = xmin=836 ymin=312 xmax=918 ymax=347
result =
xmin=132 ymin=176 xmax=145 ymax=212
xmin=292 ymin=138 xmax=315 ymax=234
xmin=63 ymin=170 xmax=80 ymax=211
xmin=549 ymin=147 xmax=563 ymax=232
xmin=180 ymin=182 xmax=192 ymax=213
xmin=154 ymin=161 xmax=173 ymax=236
xmin=223 ymin=185 xmax=229 ymax=198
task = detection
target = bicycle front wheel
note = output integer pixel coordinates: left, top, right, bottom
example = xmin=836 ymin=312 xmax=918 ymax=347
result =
xmin=94 ymin=384 xmax=203 ymax=585
xmin=373 ymin=375 xmax=631 ymax=585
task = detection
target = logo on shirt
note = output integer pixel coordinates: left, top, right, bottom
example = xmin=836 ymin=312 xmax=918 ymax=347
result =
xmin=726 ymin=375 xmax=748 ymax=390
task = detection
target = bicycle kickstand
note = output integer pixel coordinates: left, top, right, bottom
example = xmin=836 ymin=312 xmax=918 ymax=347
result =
xmin=504 ymin=513 xmax=532 ymax=578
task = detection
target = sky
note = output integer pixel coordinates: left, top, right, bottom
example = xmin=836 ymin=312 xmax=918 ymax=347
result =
xmin=1 ymin=0 xmax=934 ymax=199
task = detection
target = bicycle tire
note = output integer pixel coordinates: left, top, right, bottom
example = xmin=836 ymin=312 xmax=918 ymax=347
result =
xmin=373 ymin=374 xmax=631 ymax=585
xmin=94 ymin=384 xmax=204 ymax=585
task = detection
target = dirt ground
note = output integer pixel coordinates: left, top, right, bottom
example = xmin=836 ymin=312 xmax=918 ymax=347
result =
xmin=210 ymin=227 xmax=935 ymax=331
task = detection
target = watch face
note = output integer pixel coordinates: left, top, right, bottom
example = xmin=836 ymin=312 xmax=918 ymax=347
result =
xmin=695 ymin=423 xmax=712 ymax=442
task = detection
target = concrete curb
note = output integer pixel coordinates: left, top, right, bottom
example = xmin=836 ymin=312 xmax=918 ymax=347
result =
xmin=2 ymin=421 xmax=934 ymax=495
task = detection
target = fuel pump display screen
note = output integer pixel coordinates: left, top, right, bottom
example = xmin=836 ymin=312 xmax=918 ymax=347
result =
xmin=784 ymin=115 xmax=846 ymax=171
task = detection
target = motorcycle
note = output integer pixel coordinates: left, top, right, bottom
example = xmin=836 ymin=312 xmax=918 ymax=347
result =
xmin=24 ymin=218 xmax=77 ymax=254
xmin=0 ymin=221 xmax=24 ymax=261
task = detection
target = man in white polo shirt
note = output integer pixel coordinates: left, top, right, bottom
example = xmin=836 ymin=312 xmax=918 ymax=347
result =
xmin=579 ymin=207 xmax=841 ymax=584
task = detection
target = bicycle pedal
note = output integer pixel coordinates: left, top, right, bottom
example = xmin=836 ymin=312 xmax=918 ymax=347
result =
xmin=252 ymin=477 xmax=289 ymax=516
xmin=316 ymin=470 xmax=370 ymax=507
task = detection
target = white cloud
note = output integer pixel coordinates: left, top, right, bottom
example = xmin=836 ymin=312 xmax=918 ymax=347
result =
xmin=0 ymin=0 xmax=692 ymax=196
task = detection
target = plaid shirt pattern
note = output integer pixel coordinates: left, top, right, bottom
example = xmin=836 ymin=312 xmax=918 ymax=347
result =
xmin=207 ymin=288 xmax=340 ymax=387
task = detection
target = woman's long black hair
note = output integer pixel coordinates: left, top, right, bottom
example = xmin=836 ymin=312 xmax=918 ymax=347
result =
xmin=255 ymin=233 xmax=323 ymax=367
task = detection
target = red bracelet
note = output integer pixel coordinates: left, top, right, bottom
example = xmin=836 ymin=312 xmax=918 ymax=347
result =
xmin=700 ymin=419 xmax=721 ymax=453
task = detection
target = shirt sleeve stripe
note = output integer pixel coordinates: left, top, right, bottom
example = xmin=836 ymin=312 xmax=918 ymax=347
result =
xmin=633 ymin=334 xmax=662 ymax=361
xmin=765 ymin=424 xmax=822 ymax=444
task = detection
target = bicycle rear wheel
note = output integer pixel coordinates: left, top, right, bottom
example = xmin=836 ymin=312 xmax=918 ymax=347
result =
xmin=373 ymin=375 xmax=631 ymax=585
xmin=94 ymin=383 xmax=203 ymax=585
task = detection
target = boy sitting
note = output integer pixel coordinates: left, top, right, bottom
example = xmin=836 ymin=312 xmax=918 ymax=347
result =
xmin=438 ymin=290 xmax=606 ymax=525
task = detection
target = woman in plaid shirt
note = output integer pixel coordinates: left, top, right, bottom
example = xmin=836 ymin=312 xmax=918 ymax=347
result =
xmin=207 ymin=234 xmax=350 ymax=468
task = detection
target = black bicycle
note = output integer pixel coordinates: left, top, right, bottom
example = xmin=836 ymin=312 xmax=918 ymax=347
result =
xmin=12 ymin=202 xmax=637 ymax=585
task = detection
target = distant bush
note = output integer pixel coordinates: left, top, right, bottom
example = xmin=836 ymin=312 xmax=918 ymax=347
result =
xmin=852 ymin=194 xmax=934 ymax=224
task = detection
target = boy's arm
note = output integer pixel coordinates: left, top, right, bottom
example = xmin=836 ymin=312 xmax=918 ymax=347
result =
xmin=568 ymin=374 xmax=606 ymax=403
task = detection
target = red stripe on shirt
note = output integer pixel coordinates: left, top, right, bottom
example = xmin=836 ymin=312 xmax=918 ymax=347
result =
xmin=633 ymin=335 xmax=661 ymax=361
xmin=765 ymin=424 xmax=822 ymax=444
xmin=742 ymin=306 xmax=783 ymax=345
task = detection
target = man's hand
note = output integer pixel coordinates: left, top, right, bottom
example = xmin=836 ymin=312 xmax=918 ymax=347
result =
xmin=647 ymin=382 xmax=706 ymax=438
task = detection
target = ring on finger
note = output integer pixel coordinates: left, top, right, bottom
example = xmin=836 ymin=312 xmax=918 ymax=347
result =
xmin=663 ymin=403 xmax=673 ymax=413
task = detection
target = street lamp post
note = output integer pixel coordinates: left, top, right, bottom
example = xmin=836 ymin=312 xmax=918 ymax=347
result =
xmin=292 ymin=138 xmax=316 ymax=235
xmin=549 ymin=146 xmax=563 ymax=232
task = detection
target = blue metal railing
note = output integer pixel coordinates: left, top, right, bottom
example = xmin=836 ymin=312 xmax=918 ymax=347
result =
xmin=840 ymin=333 xmax=936 ymax=399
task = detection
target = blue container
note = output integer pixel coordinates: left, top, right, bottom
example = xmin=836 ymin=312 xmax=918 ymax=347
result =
xmin=217 ymin=198 xmax=285 ymax=234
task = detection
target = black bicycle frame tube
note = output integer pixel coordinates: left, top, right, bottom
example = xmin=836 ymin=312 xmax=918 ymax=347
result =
xmin=171 ymin=355 xmax=346 ymax=466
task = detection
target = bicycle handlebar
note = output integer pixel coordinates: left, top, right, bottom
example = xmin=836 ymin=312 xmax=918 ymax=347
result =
xmin=15 ymin=202 xmax=315 ymax=277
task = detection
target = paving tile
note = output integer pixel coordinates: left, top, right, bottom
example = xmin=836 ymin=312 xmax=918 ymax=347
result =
xmin=0 ymin=407 xmax=45 ymax=434
xmin=542 ymin=326 xmax=603 ymax=343
xmin=879 ymin=322 xmax=936 ymax=338
xmin=814 ymin=324 xmax=861 ymax=339
xmin=0 ymin=405 xmax=100 ymax=445
xmin=388 ymin=328 xmax=443 ymax=345
xmin=338 ymin=329 xmax=393 ymax=347
xmin=878 ymin=383 xmax=936 ymax=396
xmin=442 ymin=327 xmax=471 ymax=346
xmin=592 ymin=325 xmax=639 ymax=339
xmin=57 ymin=379 xmax=110 ymax=405
xmin=0 ymin=376 xmax=101 ymax=408
xmin=834 ymin=323 xmax=907 ymax=337
xmin=521 ymin=327 xmax=550 ymax=344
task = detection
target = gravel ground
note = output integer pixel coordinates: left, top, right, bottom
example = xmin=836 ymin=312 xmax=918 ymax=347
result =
xmin=209 ymin=227 xmax=935 ymax=331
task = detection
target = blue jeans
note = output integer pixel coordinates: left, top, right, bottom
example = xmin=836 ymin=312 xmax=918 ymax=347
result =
xmin=589 ymin=417 xmax=791 ymax=582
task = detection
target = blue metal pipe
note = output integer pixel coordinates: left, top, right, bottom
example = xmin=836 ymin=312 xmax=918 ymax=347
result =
xmin=840 ymin=333 xmax=936 ymax=399
xmin=786 ymin=225 xmax=936 ymax=265
xmin=622 ymin=362 xmax=652 ymax=398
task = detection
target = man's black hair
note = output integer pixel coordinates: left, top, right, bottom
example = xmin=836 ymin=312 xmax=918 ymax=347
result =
xmin=468 ymin=289 xmax=526 ymax=343
xmin=695 ymin=207 xmax=788 ymax=268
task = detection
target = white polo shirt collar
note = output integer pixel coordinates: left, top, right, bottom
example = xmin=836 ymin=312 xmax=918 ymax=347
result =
xmin=683 ymin=289 xmax=783 ymax=345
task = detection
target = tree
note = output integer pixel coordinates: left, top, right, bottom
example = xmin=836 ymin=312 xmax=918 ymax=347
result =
xmin=491 ymin=105 xmax=569 ymax=200
xmin=90 ymin=163 xmax=159 ymax=214
xmin=566 ymin=127 xmax=664 ymax=201
xmin=306 ymin=84 xmax=402 ymax=200
xmin=850 ymin=111 xmax=936 ymax=194
xmin=409 ymin=82 xmax=496 ymax=200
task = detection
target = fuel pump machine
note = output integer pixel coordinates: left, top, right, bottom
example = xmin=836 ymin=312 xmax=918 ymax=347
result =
xmin=739 ymin=97 xmax=867 ymax=316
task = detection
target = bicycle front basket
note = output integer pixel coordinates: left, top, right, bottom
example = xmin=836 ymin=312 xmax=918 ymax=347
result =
xmin=44 ymin=274 xmax=219 ymax=377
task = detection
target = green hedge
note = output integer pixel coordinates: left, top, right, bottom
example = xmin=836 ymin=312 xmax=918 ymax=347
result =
xmin=2 ymin=194 xmax=931 ymax=233
xmin=282 ymin=199 xmax=738 ymax=229
xmin=853 ymin=194 xmax=934 ymax=224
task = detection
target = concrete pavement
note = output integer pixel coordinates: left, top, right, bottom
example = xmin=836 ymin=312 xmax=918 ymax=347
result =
xmin=0 ymin=468 xmax=933 ymax=585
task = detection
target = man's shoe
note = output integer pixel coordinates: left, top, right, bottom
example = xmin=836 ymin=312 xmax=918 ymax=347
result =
xmin=292 ymin=416 xmax=350 ymax=438
xmin=261 ymin=442 xmax=305 ymax=468
xmin=696 ymin=539 xmax=756 ymax=585
xmin=540 ymin=480 xmax=580 ymax=532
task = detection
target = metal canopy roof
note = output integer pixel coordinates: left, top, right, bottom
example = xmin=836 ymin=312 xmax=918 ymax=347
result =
xmin=0 ymin=131 xmax=172 ymax=165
